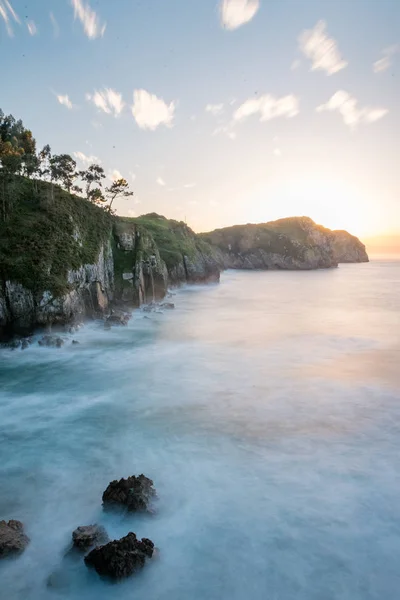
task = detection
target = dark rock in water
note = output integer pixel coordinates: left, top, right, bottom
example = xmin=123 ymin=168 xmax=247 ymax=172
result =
xmin=0 ymin=520 xmax=30 ymax=558
xmin=21 ymin=339 xmax=29 ymax=350
xmin=38 ymin=335 xmax=64 ymax=348
xmin=102 ymin=474 xmax=156 ymax=512
xmin=9 ymin=339 xmax=21 ymax=350
xmin=72 ymin=525 xmax=108 ymax=551
xmin=72 ymin=340 xmax=80 ymax=345
xmin=142 ymin=303 xmax=156 ymax=313
xmin=84 ymin=532 xmax=154 ymax=579
xmin=105 ymin=310 xmax=131 ymax=326
xmin=160 ymin=302 xmax=175 ymax=310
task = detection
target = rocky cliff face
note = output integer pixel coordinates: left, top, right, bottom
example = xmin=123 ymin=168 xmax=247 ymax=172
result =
xmin=331 ymin=230 xmax=369 ymax=263
xmin=0 ymin=201 xmax=220 ymax=337
xmin=201 ymin=217 xmax=339 ymax=270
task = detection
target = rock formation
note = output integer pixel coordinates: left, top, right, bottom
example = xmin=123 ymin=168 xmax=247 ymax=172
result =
xmin=72 ymin=525 xmax=109 ymax=551
xmin=84 ymin=532 xmax=154 ymax=579
xmin=331 ymin=230 xmax=369 ymax=263
xmin=0 ymin=520 xmax=30 ymax=558
xmin=102 ymin=474 xmax=156 ymax=512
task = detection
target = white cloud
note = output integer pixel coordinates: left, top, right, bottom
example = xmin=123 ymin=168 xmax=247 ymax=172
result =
xmin=206 ymin=103 xmax=224 ymax=116
xmin=183 ymin=183 xmax=197 ymax=189
xmin=373 ymin=44 xmax=398 ymax=73
xmin=132 ymin=89 xmax=175 ymax=131
xmin=86 ymin=88 xmax=125 ymax=117
xmin=109 ymin=169 xmax=122 ymax=182
xmin=127 ymin=209 xmax=136 ymax=217
xmin=57 ymin=94 xmax=73 ymax=110
xmin=156 ymin=177 xmax=166 ymax=186
xmin=71 ymin=0 xmax=106 ymax=39
xmin=316 ymin=90 xmax=388 ymax=129
xmin=213 ymin=125 xmax=237 ymax=140
xmin=129 ymin=172 xmax=136 ymax=182
xmin=299 ymin=20 xmax=347 ymax=75
xmin=233 ymin=93 xmax=299 ymax=122
xmin=27 ymin=20 xmax=37 ymax=35
xmin=291 ymin=59 xmax=301 ymax=71
xmin=273 ymin=148 xmax=282 ymax=157
xmin=220 ymin=0 xmax=260 ymax=30
xmin=49 ymin=12 xmax=59 ymax=38
xmin=73 ymin=151 xmax=101 ymax=166
xmin=0 ymin=0 xmax=20 ymax=37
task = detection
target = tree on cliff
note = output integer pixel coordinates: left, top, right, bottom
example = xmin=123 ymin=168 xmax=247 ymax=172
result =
xmin=0 ymin=109 xmax=37 ymax=220
xmin=80 ymin=164 xmax=106 ymax=200
xmin=49 ymin=154 xmax=77 ymax=193
xmin=104 ymin=178 xmax=133 ymax=213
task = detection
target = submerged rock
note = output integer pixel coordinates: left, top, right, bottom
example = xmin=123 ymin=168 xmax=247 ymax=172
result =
xmin=72 ymin=525 xmax=108 ymax=551
xmin=38 ymin=335 xmax=64 ymax=348
xmin=72 ymin=340 xmax=80 ymax=345
xmin=84 ymin=532 xmax=154 ymax=579
xmin=160 ymin=302 xmax=175 ymax=310
xmin=105 ymin=310 xmax=131 ymax=326
xmin=102 ymin=474 xmax=156 ymax=512
xmin=0 ymin=520 xmax=30 ymax=558
xmin=21 ymin=339 xmax=30 ymax=350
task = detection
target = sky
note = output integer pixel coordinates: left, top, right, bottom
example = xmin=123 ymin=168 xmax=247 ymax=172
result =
xmin=0 ymin=0 xmax=399 ymax=244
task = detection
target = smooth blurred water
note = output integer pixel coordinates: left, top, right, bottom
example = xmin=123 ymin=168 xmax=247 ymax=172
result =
xmin=1 ymin=261 xmax=399 ymax=600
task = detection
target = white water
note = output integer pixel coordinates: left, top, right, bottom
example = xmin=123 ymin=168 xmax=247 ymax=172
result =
xmin=1 ymin=261 xmax=399 ymax=599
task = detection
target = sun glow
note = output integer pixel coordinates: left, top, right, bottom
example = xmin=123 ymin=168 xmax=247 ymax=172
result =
xmin=248 ymin=177 xmax=380 ymax=237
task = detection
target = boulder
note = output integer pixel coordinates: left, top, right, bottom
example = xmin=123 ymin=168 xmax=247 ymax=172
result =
xmin=84 ymin=532 xmax=154 ymax=579
xmin=72 ymin=525 xmax=108 ymax=551
xmin=72 ymin=340 xmax=80 ymax=345
xmin=160 ymin=302 xmax=175 ymax=310
xmin=38 ymin=335 xmax=64 ymax=348
xmin=105 ymin=310 xmax=131 ymax=326
xmin=0 ymin=520 xmax=30 ymax=558
xmin=21 ymin=339 xmax=30 ymax=350
xmin=102 ymin=474 xmax=156 ymax=512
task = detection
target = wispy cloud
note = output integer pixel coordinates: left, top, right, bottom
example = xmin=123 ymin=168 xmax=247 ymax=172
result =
xmin=129 ymin=172 xmax=136 ymax=182
xmin=73 ymin=151 xmax=101 ymax=166
xmin=27 ymin=20 xmax=37 ymax=35
xmin=206 ymin=103 xmax=224 ymax=116
xmin=233 ymin=94 xmax=299 ymax=122
xmin=0 ymin=0 xmax=20 ymax=37
xmin=49 ymin=12 xmax=60 ymax=38
xmin=273 ymin=148 xmax=282 ymax=157
xmin=220 ymin=0 xmax=260 ymax=30
xmin=109 ymin=169 xmax=122 ymax=182
xmin=299 ymin=20 xmax=347 ymax=75
xmin=71 ymin=0 xmax=106 ymax=40
xmin=57 ymin=94 xmax=74 ymax=110
xmin=291 ymin=59 xmax=301 ymax=71
xmin=86 ymin=88 xmax=125 ymax=117
xmin=373 ymin=44 xmax=398 ymax=73
xmin=132 ymin=89 xmax=175 ymax=130
xmin=156 ymin=177 xmax=166 ymax=186
xmin=316 ymin=91 xmax=388 ymax=129
xmin=183 ymin=183 xmax=197 ymax=189
xmin=213 ymin=125 xmax=237 ymax=140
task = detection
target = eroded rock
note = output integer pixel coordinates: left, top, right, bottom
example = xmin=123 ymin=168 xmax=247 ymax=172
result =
xmin=0 ymin=520 xmax=30 ymax=558
xmin=38 ymin=335 xmax=64 ymax=348
xmin=84 ymin=532 xmax=154 ymax=579
xmin=72 ymin=525 xmax=108 ymax=551
xmin=160 ymin=302 xmax=175 ymax=310
xmin=102 ymin=474 xmax=156 ymax=512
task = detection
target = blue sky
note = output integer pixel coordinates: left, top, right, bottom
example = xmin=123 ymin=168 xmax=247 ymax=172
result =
xmin=0 ymin=0 xmax=399 ymax=238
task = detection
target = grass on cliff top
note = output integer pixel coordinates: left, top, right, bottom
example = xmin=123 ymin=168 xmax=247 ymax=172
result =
xmin=118 ymin=212 xmax=212 ymax=269
xmin=0 ymin=179 xmax=113 ymax=296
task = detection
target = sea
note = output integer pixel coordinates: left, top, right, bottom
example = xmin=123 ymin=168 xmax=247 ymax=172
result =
xmin=0 ymin=259 xmax=399 ymax=600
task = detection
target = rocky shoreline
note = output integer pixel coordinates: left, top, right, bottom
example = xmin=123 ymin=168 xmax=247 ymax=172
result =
xmin=1 ymin=474 xmax=157 ymax=582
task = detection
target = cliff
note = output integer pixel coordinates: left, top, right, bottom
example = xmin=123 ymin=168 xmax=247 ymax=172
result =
xmin=201 ymin=217 xmax=369 ymax=270
xmin=201 ymin=217 xmax=337 ymax=270
xmin=0 ymin=187 xmax=218 ymax=338
xmin=331 ymin=230 xmax=369 ymax=263
xmin=0 ymin=186 xmax=368 ymax=338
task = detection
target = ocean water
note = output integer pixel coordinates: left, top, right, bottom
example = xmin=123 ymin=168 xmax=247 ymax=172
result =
xmin=0 ymin=261 xmax=399 ymax=600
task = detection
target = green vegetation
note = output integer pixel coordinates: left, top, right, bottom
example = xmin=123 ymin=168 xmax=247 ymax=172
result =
xmin=118 ymin=213 xmax=212 ymax=270
xmin=0 ymin=108 xmax=134 ymax=220
xmin=0 ymin=179 xmax=113 ymax=296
